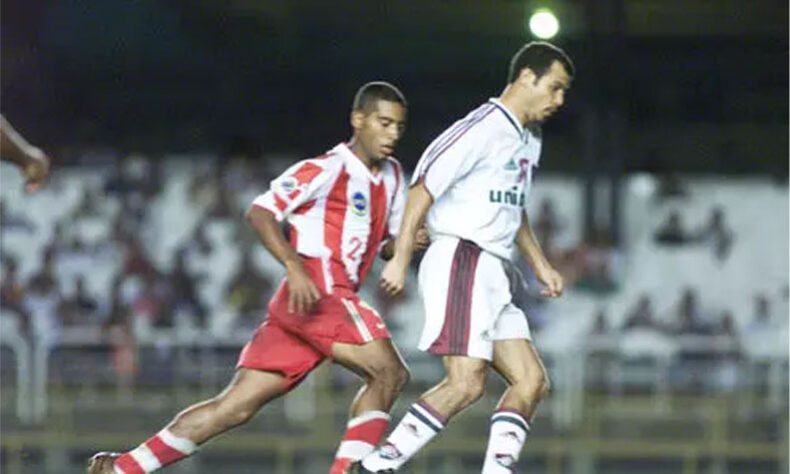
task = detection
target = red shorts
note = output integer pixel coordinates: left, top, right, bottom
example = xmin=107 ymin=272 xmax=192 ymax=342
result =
xmin=237 ymin=281 xmax=391 ymax=391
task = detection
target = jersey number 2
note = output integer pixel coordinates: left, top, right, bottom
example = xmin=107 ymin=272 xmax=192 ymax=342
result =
xmin=346 ymin=236 xmax=363 ymax=261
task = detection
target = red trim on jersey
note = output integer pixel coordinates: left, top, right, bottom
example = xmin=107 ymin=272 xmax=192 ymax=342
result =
xmin=389 ymin=159 xmax=402 ymax=209
xmin=273 ymin=194 xmax=288 ymax=212
xmin=287 ymin=188 xmax=303 ymax=201
xmin=300 ymin=257 xmax=327 ymax=295
xmin=357 ymin=180 xmax=388 ymax=285
xmin=324 ymin=167 xmax=351 ymax=290
xmin=292 ymin=162 xmax=323 ymax=185
xmin=293 ymin=199 xmax=316 ymax=215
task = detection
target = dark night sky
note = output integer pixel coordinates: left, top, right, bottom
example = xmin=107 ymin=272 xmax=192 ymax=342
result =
xmin=1 ymin=0 xmax=787 ymax=174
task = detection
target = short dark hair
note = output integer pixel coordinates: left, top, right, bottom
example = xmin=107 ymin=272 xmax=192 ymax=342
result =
xmin=352 ymin=81 xmax=407 ymax=114
xmin=508 ymin=41 xmax=575 ymax=83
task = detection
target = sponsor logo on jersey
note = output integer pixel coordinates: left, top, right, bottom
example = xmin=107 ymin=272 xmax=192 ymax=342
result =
xmin=379 ymin=442 xmax=403 ymax=460
xmin=279 ymin=177 xmax=298 ymax=194
xmin=351 ymin=192 xmax=368 ymax=216
xmin=489 ymin=188 xmax=525 ymax=207
xmin=504 ymin=158 xmax=519 ymax=171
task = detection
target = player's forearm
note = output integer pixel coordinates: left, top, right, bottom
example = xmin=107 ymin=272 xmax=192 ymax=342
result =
xmin=0 ymin=116 xmax=40 ymax=167
xmin=246 ymin=206 xmax=302 ymax=270
xmin=516 ymin=211 xmax=551 ymax=271
xmin=392 ymin=184 xmax=433 ymax=261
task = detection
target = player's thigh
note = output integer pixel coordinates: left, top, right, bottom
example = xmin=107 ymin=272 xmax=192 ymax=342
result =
xmin=331 ymin=338 xmax=408 ymax=380
xmin=216 ymin=368 xmax=287 ymax=410
xmin=491 ymin=339 xmax=547 ymax=387
xmin=237 ymin=320 xmax=326 ymax=392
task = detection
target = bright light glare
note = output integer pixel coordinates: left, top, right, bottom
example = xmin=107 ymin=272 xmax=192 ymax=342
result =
xmin=529 ymin=10 xmax=559 ymax=39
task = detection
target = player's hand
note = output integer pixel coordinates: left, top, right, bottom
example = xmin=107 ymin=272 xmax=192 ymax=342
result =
xmin=380 ymin=255 xmax=409 ymax=296
xmin=414 ymin=227 xmax=431 ymax=252
xmin=285 ymin=261 xmax=321 ymax=314
xmin=535 ymin=263 xmax=564 ymax=298
xmin=23 ymin=149 xmax=50 ymax=193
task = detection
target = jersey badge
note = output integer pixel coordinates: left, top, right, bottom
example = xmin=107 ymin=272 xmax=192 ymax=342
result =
xmin=351 ymin=192 xmax=368 ymax=216
xmin=504 ymin=158 xmax=519 ymax=171
xmin=279 ymin=177 xmax=298 ymax=194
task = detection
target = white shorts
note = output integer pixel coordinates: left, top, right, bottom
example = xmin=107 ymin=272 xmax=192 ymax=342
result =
xmin=417 ymin=236 xmax=531 ymax=361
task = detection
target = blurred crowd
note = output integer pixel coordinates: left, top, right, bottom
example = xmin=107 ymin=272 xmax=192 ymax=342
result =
xmin=1 ymin=159 xmax=787 ymax=394
xmin=1 ymin=155 xmax=282 ymax=385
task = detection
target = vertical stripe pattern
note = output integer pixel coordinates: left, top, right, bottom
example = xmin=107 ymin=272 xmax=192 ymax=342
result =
xmin=428 ymin=239 xmax=481 ymax=355
xmin=356 ymin=180 xmax=388 ymax=284
xmin=341 ymin=298 xmax=373 ymax=342
xmin=323 ymin=167 xmax=350 ymax=291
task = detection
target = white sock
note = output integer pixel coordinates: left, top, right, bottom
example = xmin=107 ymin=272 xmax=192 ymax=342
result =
xmin=481 ymin=410 xmax=530 ymax=473
xmin=361 ymin=401 xmax=445 ymax=471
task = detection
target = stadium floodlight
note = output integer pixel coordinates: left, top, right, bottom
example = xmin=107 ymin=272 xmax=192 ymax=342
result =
xmin=528 ymin=9 xmax=559 ymax=40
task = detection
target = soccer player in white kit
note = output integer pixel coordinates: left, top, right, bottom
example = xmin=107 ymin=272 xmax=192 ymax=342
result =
xmin=355 ymin=42 xmax=573 ymax=473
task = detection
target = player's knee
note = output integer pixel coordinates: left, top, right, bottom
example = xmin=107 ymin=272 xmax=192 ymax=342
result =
xmin=394 ymin=363 xmax=411 ymax=391
xmin=539 ymin=373 xmax=551 ymax=399
xmin=369 ymin=361 xmax=410 ymax=393
xmin=515 ymin=370 xmax=550 ymax=402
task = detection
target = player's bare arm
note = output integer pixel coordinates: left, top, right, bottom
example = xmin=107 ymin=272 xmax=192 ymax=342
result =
xmin=380 ymin=226 xmax=430 ymax=261
xmin=246 ymin=205 xmax=321 ymax=314
xmin=516 ymin=210 xmax=564 ymax=297
xmin=0 ymin=114 xmax=50 ymax=193
xmin=380 ymin=182 xmax=433 ymax=295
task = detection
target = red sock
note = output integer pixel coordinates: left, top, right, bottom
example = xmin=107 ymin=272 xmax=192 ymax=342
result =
xmin=114 ymin=429 xmax=197 ymax=473
xmin=329 ymin=411 xmax=390 ymax=474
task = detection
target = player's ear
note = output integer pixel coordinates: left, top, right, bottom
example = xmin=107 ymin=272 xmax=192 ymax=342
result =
xmin=350 ymin=109 xmax=365 ymax=130
xmin=517 ymin=67 xmax=538 ymax=87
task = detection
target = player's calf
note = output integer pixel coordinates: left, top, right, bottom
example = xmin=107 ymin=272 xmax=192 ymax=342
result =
xmin=364 ymin=362 xmax=410 ymax=405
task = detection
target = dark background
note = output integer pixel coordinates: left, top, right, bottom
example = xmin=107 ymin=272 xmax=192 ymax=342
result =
xmin=2 ymin=0 xmax=788 ymax=176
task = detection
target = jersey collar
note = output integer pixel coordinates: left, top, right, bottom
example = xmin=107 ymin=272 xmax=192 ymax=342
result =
xmin=335 ymin=142 xmax=383 ymax=184
xmin=488 ymin=98 xmax=525 ymax=139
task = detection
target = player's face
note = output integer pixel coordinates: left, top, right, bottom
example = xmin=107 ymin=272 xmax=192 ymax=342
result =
xmin=522 ymin=61 xmax=572 ymax=122
xmin=352 ymin=100 xmax=407 ymax=161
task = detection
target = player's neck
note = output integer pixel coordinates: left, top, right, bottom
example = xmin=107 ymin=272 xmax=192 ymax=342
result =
xmin=498 ymin=88 xmax=532 ymax=126
xmin=347 ymin=139 xmax=380 ymax=172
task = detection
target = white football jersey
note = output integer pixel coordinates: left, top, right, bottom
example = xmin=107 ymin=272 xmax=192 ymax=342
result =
xmin=412 ymin=98 xmax=542 ymax=260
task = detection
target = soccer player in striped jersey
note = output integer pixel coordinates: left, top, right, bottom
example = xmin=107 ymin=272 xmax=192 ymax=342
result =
xmin=355 ymin=42 xmax=573 ymax=473
xmin=88 ymin=81 xmax=428 ymax=474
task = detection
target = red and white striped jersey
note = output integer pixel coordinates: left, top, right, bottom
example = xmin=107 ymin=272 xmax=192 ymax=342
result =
xmin=252 ymin=143 xmax=406 ymax=293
